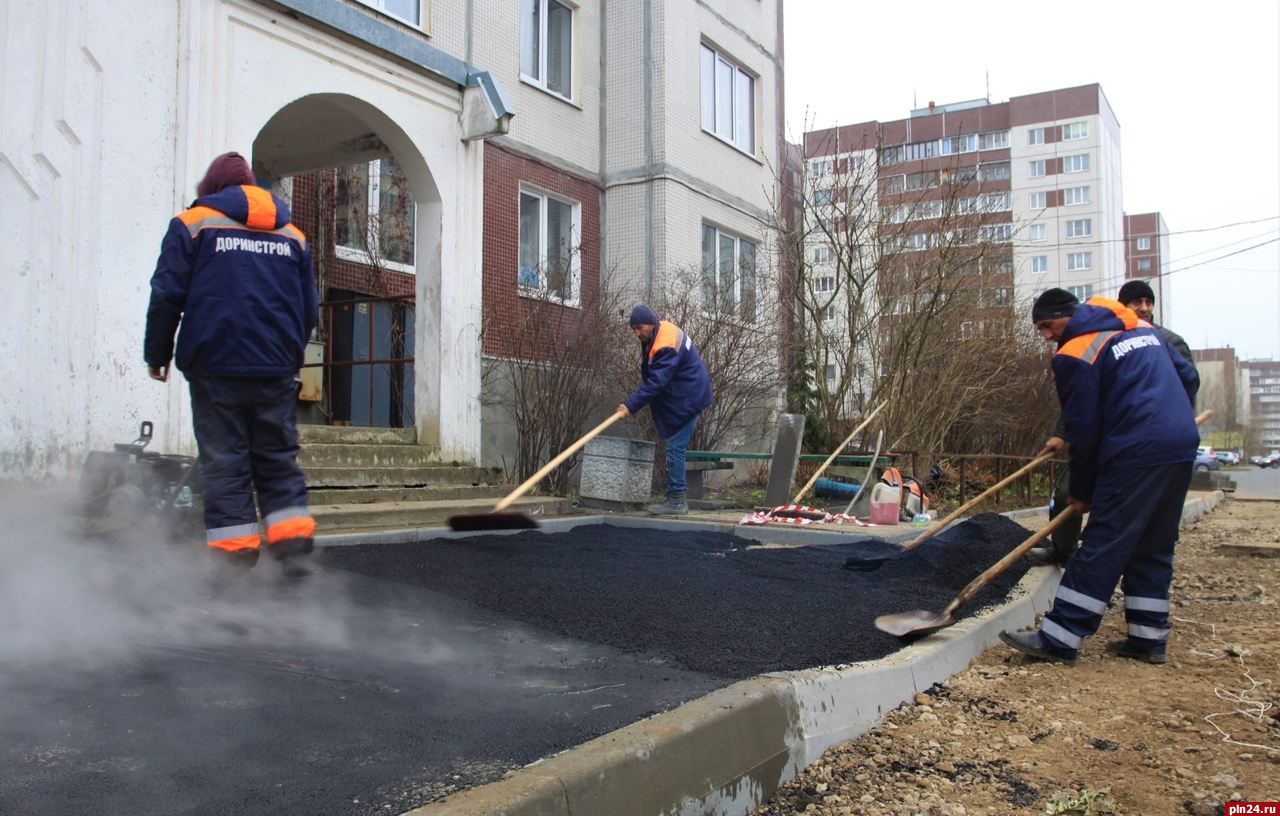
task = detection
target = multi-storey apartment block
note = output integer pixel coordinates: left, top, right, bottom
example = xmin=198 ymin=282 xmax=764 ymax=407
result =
xmin=1245 ymin=359 xmax=1280 ymax=453
xmin=802 ymin=83 xmax=1125 ymax=313
xmin=1124 ymin=212 xmax=1171 ymax=324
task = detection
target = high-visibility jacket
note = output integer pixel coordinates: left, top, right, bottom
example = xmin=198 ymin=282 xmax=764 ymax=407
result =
xmin=1052 ymin=297 xmax=1199 ymax=503
xmin=145 ymin=184 xmax=318 ymax=378
xmin=623 ymin=320 xmax=714 ymax=438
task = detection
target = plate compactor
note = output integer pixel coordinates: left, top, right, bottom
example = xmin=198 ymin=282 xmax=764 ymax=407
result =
xmin=74 ymin=421 xmax=204 ymax=542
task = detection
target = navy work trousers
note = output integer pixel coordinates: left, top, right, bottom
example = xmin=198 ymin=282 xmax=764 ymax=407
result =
xmin=188 ymin=376 xmax=310 ymax=546
xmin=1041 ymin=460 xmax=1193 ymax=654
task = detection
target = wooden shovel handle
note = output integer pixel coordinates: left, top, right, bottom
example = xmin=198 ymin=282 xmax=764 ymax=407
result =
xmin=792 ymin=401 xmax=887 ymax=504
xmin=942 ymin=507 xmax=1079 ymax=617
xmin=494 ymin=410 xmax=626 ymax=512
xmin=902 ymin=451 xmax=1056 ymax=553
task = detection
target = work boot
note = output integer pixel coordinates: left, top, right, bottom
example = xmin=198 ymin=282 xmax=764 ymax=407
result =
xmin=215 ymin=548 xmax=260 ymax=570
xmin=998 ymin=628 xmax=1077 ymax=666
xmin=647 ymin=492 xmax=688 ymax=516
xmin=1105 ymin=637 xmax=1167 ymax=664
xmin=1025 ymin=546 xmax=1070 ymax=568
xmin=267 ymin=536 xmax=314 ymax=578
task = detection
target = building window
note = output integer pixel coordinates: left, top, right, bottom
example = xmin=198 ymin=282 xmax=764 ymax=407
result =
xmin=1137 ymin=258 xmax=1152 ymax=272
xmin=979 ymin=130 xmax=1010 ymax=150
xmin=1064 ymin=186 xmax=1091 ymax=206
xmin=1029 ymin=223 xmax=1047 ymax=242
xmin=335 ymin=157 xmax=417 ymax=271
xmin=813 ymin=246 xmax=832 ymax=263
xmin=1137 ymin=237 xmax=1151 ymax=250
xmin=816 ymin=275 xmax=835 ymax=292
xmin=821 ymin=305 xmax=836 ymax=321
xmin=810 ymin=158 xmax=832 ymax=177
xmin=521 ymin=0 xmax=574 ymax=100
xmin=824 ymin=364 xmax=837 ymax=381
xmin=1066 ymin=218 xmax=1092 ymax=238
xmin=1063 ymin=153 xmax=1091 ymax=173
xmin=1031 ymin=255 xmax=1049 ymax=274
xmin=1068 ymin=284 xmax=1094 ymax=300
xmin=357 ymin=0 xmax=424 ymax=26
xmin=981 ymin=223 xmax=1013 ymax=242
xmin=979 ymin=162 xmax=1010 ymax=181
xmin=1067 ymin=252 xmax=1093 ymax=271
xmin=1063 ymin=121 xmax=1089 ymax=140
xmin=1029 ymin=160 xmax=1045 ymax=178
xmin=941 ymin=134 xmax=976 ymax=155
xmin=1029 ymin=191 xmax=1046 ymax=210
xmin=700 ymin=43 xmax=756 ymax=154
xmin=702 ymin=224 xmax=757 ymax=320
xmin=1028 ymin=127 xmax=1044 ymax=146
xmin=519 ymin=187 xmax=580 ymax=304
xmin=814 ymin=189 xmax=834 ymax=206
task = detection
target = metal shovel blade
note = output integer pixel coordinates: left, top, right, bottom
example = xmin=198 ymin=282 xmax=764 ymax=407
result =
xmin=874 ymin=609 xmax=955 ymax=638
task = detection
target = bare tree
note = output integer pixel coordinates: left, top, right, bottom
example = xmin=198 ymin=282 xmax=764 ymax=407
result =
xmin=775 ymin=125 xmax=1060 ymax=459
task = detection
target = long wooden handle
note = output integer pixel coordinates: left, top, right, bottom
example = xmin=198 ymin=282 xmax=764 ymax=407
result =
xmin=842 ymin=428 xmax=883 ymax=515
xmin=940 ymin=410 xmax=1209 ymax=618
xmin=942 ymin=507 xmax=1079 ymax=617
xmin=792 ymin=401 xmax=887 ymax=504
xmin=902 ymin=451 xmax=1056 ymax=553
xmin=494 ymin=411 xmax=626 ymax=512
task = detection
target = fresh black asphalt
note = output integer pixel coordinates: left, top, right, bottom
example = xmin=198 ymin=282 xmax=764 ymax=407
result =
xmin=1 ymin=502 xmax=1035 ymax=816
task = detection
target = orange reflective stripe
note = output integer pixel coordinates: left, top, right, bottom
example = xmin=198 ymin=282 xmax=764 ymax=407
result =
xmin=1058 ymin=330 xmax=1118 ymax=364
xmin=243 ymin=185 xmax=278 ymax=230
xmin=267 ymin=515 xmax=316 ymax=543
xmin=207 ymin=534 xmax=261 ymax=553
xmin=280 ymin=223 xmax=308 ymax=250
xmin=177 ymin=206 xmax=222 ymax=226
xmin=648 ymin=321 xmax=682 ymax=358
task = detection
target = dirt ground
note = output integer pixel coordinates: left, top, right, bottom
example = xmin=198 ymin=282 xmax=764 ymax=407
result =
xmin=752 ymin=497 xmax=1280 ymax=816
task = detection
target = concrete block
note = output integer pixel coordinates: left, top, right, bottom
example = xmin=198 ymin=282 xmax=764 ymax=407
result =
xmin=579 ymin=437 xmax=655 ymax=507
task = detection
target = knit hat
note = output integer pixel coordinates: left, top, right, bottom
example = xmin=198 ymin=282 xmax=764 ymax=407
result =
xmin=1117 ymin=279 xmax=1155 ymax=305
xmin=196 ymin=151 xmax=255 ymax=197
xmin=1031 ymin=288 xmax=1079 ymax=322
xmin=628 ymin=304 xmax=659 ymax=327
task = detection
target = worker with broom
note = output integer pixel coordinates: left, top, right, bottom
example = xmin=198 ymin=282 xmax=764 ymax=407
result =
xmin=618 ymin=305 xmax=713 ymax=516
xmin=1000 ymin=288 xmax=1199 ymax=666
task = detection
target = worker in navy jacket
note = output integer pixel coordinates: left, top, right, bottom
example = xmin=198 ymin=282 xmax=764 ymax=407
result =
xmin=618 ymin=304 xmax=714 ymax=516
xmin=144 ymin=151 xmax=318 ymax=575
xmin=1001 ymin=289 xmax=1199 ymax=666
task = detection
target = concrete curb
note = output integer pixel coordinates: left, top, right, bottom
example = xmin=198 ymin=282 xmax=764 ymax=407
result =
xmin=369 ymin=494 xmax=1225 ymax=816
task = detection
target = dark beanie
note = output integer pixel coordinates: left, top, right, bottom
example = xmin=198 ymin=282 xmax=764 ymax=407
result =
xmin=196 ymin=152 xmax=255 ymax=197
xmin=629 ymin=304 xmax=659 ymax=327
xmin=1031 ymin=288 xmax=1079 ymax=322
xmin=1117 ymin=279 xmax=1155 ymax=305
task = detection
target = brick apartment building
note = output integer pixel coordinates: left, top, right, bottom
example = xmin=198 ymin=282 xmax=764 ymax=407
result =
xmin=802 ymin=83 xmax=1127 ymax=317
xmin=1245 ymin=359 xmax=1280 ymax=453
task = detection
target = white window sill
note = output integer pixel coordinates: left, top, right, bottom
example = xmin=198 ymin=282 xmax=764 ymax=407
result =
xmin=335 ymin=245 xmax=417 ymax=276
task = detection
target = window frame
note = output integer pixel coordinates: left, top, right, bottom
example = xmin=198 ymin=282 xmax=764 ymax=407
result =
xmin=1029 ymin=159 xmax=1045 ymax=178
xmin=1065 ymin=218 xmax=1092 ymax=238
xmin=1064 ymin=185 xmax=1092 ymax=206
xmin=355 ymin=0 xmax=427 ymax=28
xmin=334 ymin=157 xmax=418 ymax=275
xmin=1137 ymin=258 xmax=1152 ymax=272
xmin=701 ymin=223 xmax=758 ymax=321
xmin=1062 ymin=121 xmax=1089 ymax=141
xmin=1031 ymin=255 xmax=1049 ymax=274
xmin=1029 ymin=223 xmax=1047 ymax=243
xmin=1067 ymin=251 xmax=1093 ymax=271
xmin=1137 ymin=237 xmax=1151 ymax=250
xmin=1063 ymin=153 xmax=1091 ymax=173
xmin=700 ymin=42 xmax=757 ymax=156
xmin=521 ymin=0 xmax=576 ymax=102
xmin=1028 ymin=127 xmax=1044 ymax=146
xmin=1028 ymin=191 xmax=1046 ymax=210
xmin=518 ymin=184 xmax=583 ymax=307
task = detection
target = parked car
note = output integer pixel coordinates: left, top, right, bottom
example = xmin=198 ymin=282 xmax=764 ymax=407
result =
xmin=1214 ymin=451 xmax=1240 ymax=465
xmin=1258 ymin=453 xmax=1280 ymax=469
xmin=1193 ymin=451 xmax=1221 ymax=472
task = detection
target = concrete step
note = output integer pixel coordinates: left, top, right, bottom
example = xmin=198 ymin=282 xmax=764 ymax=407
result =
xmin=308 ymin=484 xmax=512 ymax=505
xmin=313 ymin=496 xmax=574 ymax=536
xmin=298 ymin=442 xmax=445 ymax=469
xmin=297 ymin=425 xmax=418 ymax=445
xmin=302 ymin=465 xmax=502 ymax=489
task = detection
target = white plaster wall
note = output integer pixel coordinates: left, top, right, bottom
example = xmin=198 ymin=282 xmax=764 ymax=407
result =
xmin=0 ymin=0 xmax=182 ymax=481
xmin=0 ymin=0 xmax=486 ymax=481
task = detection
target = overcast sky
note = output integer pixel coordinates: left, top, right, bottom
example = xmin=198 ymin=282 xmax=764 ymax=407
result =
xmin=783 ymin=1 xmax=1280 ymax=361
